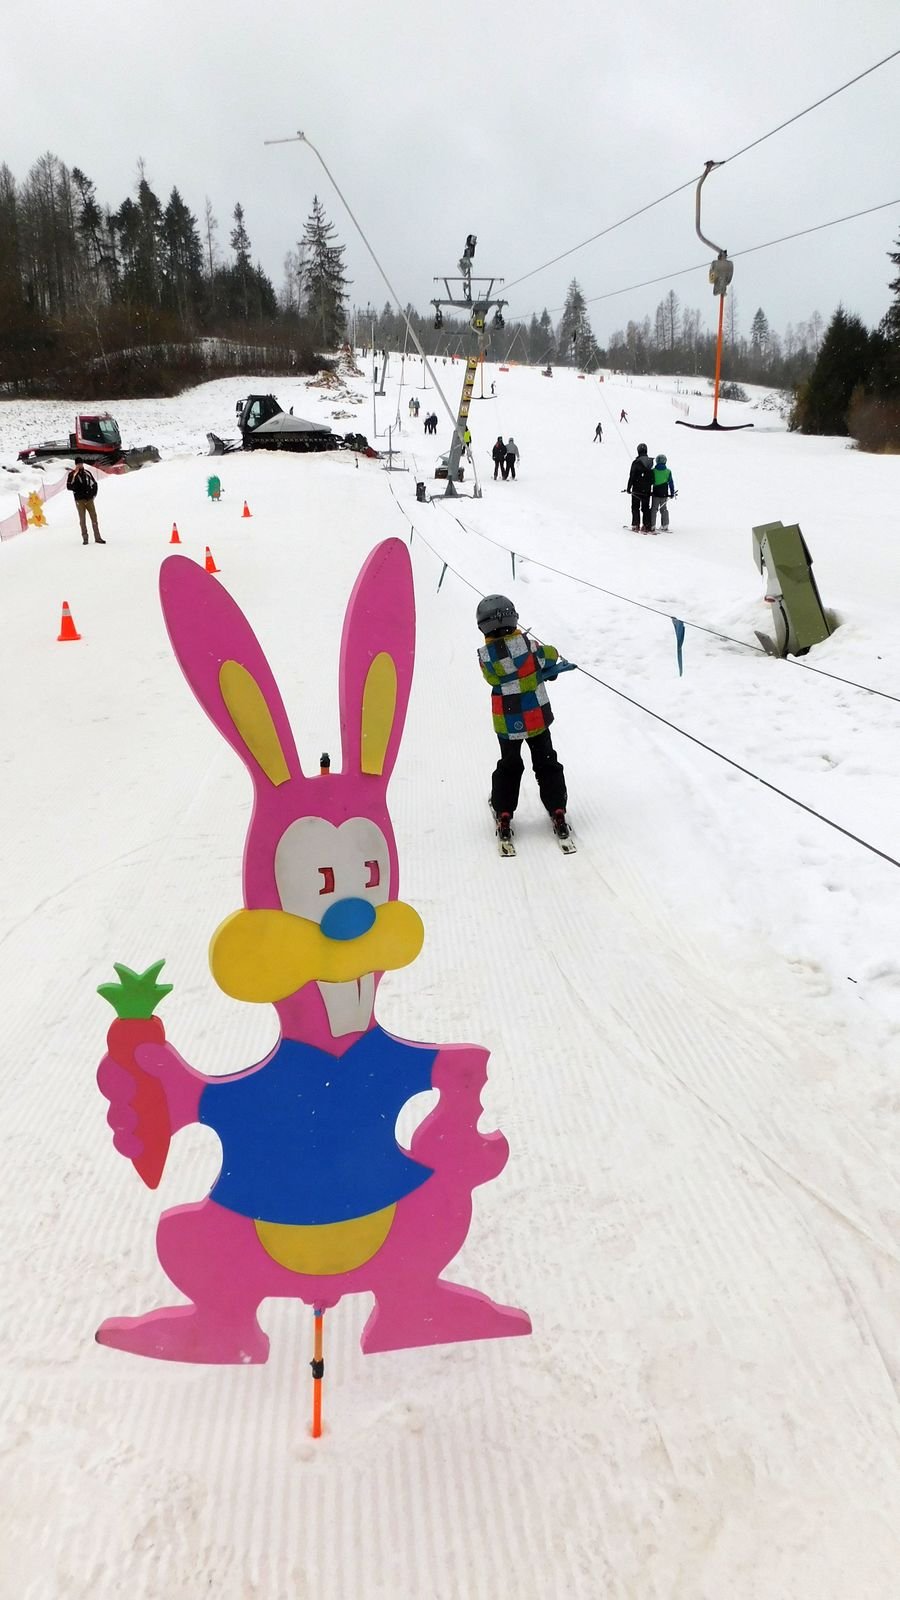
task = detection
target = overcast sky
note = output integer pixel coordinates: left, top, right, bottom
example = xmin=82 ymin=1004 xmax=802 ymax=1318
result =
xmin=4 ymin=0 xmax=898 ymax=348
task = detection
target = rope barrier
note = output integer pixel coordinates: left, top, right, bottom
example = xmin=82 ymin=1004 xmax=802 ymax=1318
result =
xmin=385 ymin=477 xmax=900 ymax=874
xmin=431 ymin=496 xmax=900 ymax=708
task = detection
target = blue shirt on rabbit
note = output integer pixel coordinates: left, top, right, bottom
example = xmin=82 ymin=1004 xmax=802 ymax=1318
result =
xmin=198 ymin=1026 xmax=437 ymax=1224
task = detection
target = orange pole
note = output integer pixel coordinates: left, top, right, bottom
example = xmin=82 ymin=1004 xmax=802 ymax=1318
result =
xmin=311 ymin=1308 xmax=325 ymax=1438
xmin=712 ymin=293 xmax=726 ymax=422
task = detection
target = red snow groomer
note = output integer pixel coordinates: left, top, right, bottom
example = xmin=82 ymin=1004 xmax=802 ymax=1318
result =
xmin=18 ymin=412 xmax=160 ymax=469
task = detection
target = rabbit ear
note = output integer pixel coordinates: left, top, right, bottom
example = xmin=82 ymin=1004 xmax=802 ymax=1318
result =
xmin=159 ymin=555 xmax=303 ymax=787
xmin=339 ymin=539 xmax=415 ymax=784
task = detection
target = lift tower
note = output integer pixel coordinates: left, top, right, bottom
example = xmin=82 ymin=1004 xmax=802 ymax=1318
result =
xmin=431 ymin=235 xmax=507 ymax=497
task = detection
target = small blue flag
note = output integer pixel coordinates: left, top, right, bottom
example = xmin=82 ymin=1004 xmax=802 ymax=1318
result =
xmin=672 ymin=617 xmax=685 ymax=676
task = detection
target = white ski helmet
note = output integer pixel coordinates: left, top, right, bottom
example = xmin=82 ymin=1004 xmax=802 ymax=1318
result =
xmin=476 ymin=594 xmax=519 ymax=635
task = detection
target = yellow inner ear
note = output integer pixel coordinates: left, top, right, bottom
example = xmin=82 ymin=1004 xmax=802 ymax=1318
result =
xmin=219 ymin=660 xmax=291 ymax=786
xmin=360 ymin=652 xmax=397 ymax=775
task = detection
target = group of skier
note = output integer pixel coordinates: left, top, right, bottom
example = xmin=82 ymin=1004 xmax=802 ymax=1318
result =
xmin=491 ymin=436 xmax=521 ymax=480
xmin=625 ymin=443 xmax=676 ymax=533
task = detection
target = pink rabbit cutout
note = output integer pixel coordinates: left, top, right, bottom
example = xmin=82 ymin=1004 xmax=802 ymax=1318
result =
xmin=96 ymin=539 xmax=531 ymax=1363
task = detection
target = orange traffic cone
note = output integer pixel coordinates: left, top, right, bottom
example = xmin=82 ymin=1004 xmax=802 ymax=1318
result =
xmin=170 ymin=522 xmax=181 ymax=544
xmin=57 ymin=601 xmax=81 ymax=642
xmin=204 ymin=546 xmax=220 ymax=574
xmin=241 ymin=501 xmax=252 ymax=519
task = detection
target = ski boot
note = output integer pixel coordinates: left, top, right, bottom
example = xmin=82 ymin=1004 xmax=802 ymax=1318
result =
xmin=551 ymin=809 xmax=569 ymax=839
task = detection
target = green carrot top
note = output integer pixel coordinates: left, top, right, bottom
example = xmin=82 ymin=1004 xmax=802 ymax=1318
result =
xmin=97 ymin=960 xmax=173 ymax=1020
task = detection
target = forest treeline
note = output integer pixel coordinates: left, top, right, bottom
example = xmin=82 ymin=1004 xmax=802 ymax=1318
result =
xmin=1 ymin=152 xmax=897 ymax=448
xmin=0 ymin=154 xmax=339 ymax=396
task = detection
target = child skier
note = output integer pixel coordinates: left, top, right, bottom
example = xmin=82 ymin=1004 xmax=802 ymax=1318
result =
xmin=648 ymin=454 xmax=676 ymax=531
xmin=476 ymin=594 xmax=574 ymax=844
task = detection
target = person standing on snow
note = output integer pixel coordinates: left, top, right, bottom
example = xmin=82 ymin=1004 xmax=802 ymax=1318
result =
xmin=626 ymin=443 xmax=654 ymax=532
xmin=648 ymin=454 xmax=676 ymax=531
xmin=66 ymin=456 xmax=105 ymax=544
xmin=476 ymin=594 xmax=573 ymax=841
xmin=593 ymin=422 xmax=603 ymax=442
xmin=504 ymin=437 xmax=520 ymax=480
xmin=619 ymin=408 xmax=628 ymax=423
xmin=491 ymin=436 xmax=507 ymax=480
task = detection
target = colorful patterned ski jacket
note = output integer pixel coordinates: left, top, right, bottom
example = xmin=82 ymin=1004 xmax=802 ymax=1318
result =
xmin=478 ymin=629 xmax=560 ymax=739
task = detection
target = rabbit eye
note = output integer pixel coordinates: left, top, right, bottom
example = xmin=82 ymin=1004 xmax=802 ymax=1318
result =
xmin=318 ymin=867 xmax=335 ymax=895
xmin=365 ymin=859 xmax=380 ymax=888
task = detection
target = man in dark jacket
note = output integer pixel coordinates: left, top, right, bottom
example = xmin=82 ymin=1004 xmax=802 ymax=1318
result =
xmin=66 ymin=456 xmax=105 ymax=544
xmin=626 ymin=444 xmax=654 ymax=532
xmin=491 ymin=436 xmax=506 ymax=479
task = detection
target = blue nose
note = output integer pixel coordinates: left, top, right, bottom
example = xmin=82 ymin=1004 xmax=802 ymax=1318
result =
xmin=320 ymin=897 xmax=377 ymax=942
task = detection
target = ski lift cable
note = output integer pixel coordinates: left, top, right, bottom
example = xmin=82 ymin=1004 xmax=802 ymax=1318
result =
xmin=431 ymin=498 xmax=900 ymax=710
xmin=559 ymin=660 xmax=900 ymax=873
xmin=266 ymin=131 xmax=473 ymax=451
xmin=503 ymin=48 xmax=900 ymax=296
xmin=385 ymin=481 xmax=900 ymax=874
xmin=514 ymin=196 xmax=900 ymax=321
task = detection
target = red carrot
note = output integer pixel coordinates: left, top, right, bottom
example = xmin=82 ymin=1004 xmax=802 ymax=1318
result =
xmin=98 ymin=961 xmax=173 ymax=1189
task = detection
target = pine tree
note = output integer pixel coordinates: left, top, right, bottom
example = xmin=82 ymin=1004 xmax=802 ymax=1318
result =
xmin=793 ymin=306 xmax=876 ymax=434
xmin=229 ymin=201 xmax=252 ymax=320
xmin=537 ymin=308 xmax=555 ymax=363
xmin=557 ymin=279 xmax=599 ymax=367
xmin=160 ymin=188 xmax=203 ymax=325
xmin=881 ymin=229 xmax=900 ymax=345
xmin=750 ymin=307 xmax=770 ymax=359
xmin=297 ymin=195 xmax=350 ymax=347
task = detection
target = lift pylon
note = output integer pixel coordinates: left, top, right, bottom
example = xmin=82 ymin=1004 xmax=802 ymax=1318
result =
xmin=431 ymin=235 xmax=507 ymax=495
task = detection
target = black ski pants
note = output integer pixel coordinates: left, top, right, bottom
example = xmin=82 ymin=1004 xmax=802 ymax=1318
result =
xmin=491 ymin=729 xmax=567 ymax=816
xmin=630 ymin=490 xmax=651 ymax=530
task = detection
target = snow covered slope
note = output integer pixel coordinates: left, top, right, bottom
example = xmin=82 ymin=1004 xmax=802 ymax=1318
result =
xmin=1 ymin=359 xmax=900 ymax=1600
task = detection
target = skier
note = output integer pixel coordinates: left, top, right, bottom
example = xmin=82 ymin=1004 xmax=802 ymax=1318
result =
xmin=626 ymin=443 xmax=654 ymax=532
xmin=491 ymin=436 xmax=506 ymax=480
xmin=476 ymin=594 xmax=573 ymax=845
xmin=648 ymin=454 xmax=676 ymax=531
xmin=593 ymin=422 xmax=603 ymax=442
xmin=504 ymin=437 xmax=520 ymax=480
xmin=619 ymin=409 xmax=628 ymax=423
